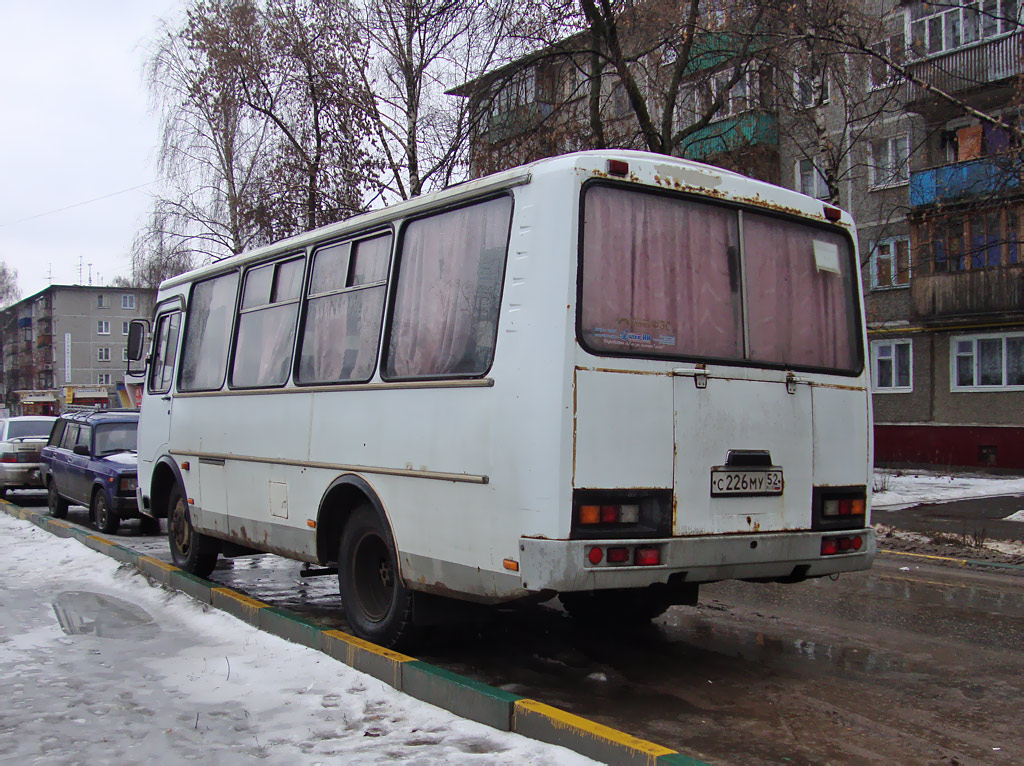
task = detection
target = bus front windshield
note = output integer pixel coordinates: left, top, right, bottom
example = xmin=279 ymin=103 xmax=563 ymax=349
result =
xmin=580 ymin=184 xmax=861 ymax=374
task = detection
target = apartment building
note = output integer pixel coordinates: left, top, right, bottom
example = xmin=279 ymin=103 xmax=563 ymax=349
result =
xmin=0 ymin=285 xmax=156 ymax=414
xmin=455 ymin=0 xmax=1024 ymax=469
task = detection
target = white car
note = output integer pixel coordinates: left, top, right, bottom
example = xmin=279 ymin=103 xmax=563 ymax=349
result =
xmin=0 ymin=416 xmax=57 ymax=497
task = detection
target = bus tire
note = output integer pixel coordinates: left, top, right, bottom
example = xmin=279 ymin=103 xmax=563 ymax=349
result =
xmin=167 ymin=486 xmax=218 ymax=578
xmin=47 ymin=480 xmax=69 ymax=519
xmin=92 ymin=489 xmax=120 ymax=535
xmin=559 ymin=588 xmax=671 ymax=625
xmin=337 ymin=505 xmax=418 ymax=649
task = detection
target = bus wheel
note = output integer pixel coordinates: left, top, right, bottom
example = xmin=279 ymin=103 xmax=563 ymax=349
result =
xmin=47 ymin=480 xmax=69 ymax=519
xmin=559 ymin=588 xmax=671 ymax=625
xmin=337 ymin=505 xmax=417 ymax=649
xmin=92 ymin=490 xmax=120 ymax=535
xmin=168 ymin=487 xmax=218 ymax=578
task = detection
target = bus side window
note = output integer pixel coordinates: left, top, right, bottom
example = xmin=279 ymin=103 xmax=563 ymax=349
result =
xmin=149 ymin=312 xmax=182 ymax=395
xmin=231 ymin=256 xmax=304 ymax=388
xmin=384 ymin=196 xmax=512 ymax=380
xmin=179 ymin=271 xmax=240 ymax=392
xmin=297 ymin=233 xmax=392 ymax=385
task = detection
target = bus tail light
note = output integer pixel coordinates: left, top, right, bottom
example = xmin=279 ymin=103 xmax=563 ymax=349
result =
xmin=588 ymin=547 xmax=603 ymax=565
xmin=607 ymin=547 xmax=629 ymax=563
xmin=823 ymin=498 xmax=866 ymax=517
xmin=572 ymin=490 xmax=672 ymax=539
xmin=635 ymin=547 xmax=660 ymax=566
xmin=821 ymin=535 xmax=864 ymax=556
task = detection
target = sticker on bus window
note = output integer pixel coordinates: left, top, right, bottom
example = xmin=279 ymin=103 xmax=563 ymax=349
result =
xmin=813 ymin=240 xmax=841 ymax=274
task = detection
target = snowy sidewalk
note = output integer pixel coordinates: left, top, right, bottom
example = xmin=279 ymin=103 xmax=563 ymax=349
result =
xmin=0 ymin=513 xmax=596 ymax=765
xmin=872 ymin=469 xmax=1024 ymax=511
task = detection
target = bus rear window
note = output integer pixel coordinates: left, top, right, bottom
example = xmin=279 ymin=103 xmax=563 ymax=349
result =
xmin=580 ymin=185 xmax=860 ymax=373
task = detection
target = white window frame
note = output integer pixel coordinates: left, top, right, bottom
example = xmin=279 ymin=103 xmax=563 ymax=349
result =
xmin=871 ymin=339 xmax=914 ymax=392
xmin=795 ymin=157 xmax=830 ymax=200
xmin=794 ymin=67 xmax=829 ymax=108
xmin=97 ymin=373 xmax=112 ymax=385
xmin=907 ymin=0 xmax=1021 ymax=60
xmin=950 ymin=332 xmax=1024 ymax=391
xmin=122 ymin=346 xmax=129 ymax=362
xmin=122 ymin=294 xmax=136 ymax=310
xmin=97 ymin=347 xmax=111 ymax=362
xmin=870 ymin=236 xmax=912 ymax=290
xmin=97 ymin=320 xmax=110 ymax=335
xmin=97 ymin=294 xmax=108 ymax=309
xmin=868 ymin=34 xmax=905 ymax=89
xmin=871 ymin=134 xmax=910 ymax=188
xmin=122 ymin=321 xmax=130 ymax=335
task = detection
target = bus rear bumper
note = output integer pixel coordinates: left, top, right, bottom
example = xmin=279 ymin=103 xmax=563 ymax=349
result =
xmin=518 ymin=528 xmax=876 ymax=593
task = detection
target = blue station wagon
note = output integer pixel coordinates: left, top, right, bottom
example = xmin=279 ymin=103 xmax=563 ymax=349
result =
xmin=40 ymin=410 xmax=158 ymax=535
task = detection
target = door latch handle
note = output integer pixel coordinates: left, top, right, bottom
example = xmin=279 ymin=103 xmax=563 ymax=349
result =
xmin=673 ymin=368 xmax=708 ymax=389
xmin=786 ymin=373 xmax=805 ymax=395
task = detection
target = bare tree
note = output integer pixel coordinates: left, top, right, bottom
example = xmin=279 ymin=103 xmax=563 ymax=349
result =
xmin=0 ymin=262 xmax=19 ymax=309
xmin=204 ymin=0 xmax=380 ymax=237
xmin=130 ymin=209 xmax=197 ymax=290
xmin=358 ymin=0 xmax=519 ymax=200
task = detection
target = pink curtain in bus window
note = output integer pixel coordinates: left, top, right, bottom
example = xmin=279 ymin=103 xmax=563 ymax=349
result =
xmin=387 ymin=196 xmax=511 ymax=378
xmin=742 ymin=212 xmax=856 ymax=370
xmin=581 ymin=186 xmax=742 ymax=359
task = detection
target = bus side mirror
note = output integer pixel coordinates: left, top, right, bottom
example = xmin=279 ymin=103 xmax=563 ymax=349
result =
xmin=127 ymin=320 xmax=149 ymax=362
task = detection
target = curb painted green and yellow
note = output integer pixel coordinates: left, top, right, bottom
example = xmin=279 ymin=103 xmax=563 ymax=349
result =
xmin=0 ymin=500 xmax=709 ymax=766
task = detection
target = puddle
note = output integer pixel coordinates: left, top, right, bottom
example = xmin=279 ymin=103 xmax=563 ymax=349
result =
xmin=52 ymin=591 xmax=157 ymax=638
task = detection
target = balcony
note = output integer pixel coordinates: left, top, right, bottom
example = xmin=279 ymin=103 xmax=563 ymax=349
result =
xmin=911 ymin=265 xmax=1024 ymax=320
xmin=479 ymin=101 xmax=555 ymax=144
xmin=678 ymin=111 xmax=778 ymax=163
xmin=35 ymin=333 xmax=53 ymax=348
xmin=909 ymin=157 xmax=1022 ymax=208
xmin=905 ymin=33 xmax=1022 ymax=107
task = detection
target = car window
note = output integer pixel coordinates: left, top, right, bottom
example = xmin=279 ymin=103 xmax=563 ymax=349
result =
xmin=75 ymin=425 xmax=92 ymax=453
xmin=60 ymin=424 xmax=79 ymax=450
xmin=47 ymin=420 xmax=66 ymax=447
xmin=94 ymin=422 xmax=138 ymax=457
xmin=7 ymin=420 xmax=55 ymax=439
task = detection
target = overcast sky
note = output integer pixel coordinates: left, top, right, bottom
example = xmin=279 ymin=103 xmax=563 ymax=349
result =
xmin=0 ymin=1 xmax=182 ymax=300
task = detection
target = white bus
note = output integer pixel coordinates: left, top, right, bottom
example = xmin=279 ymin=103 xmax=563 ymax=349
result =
xmin=128 ymin=150 xmax=874 ymax=647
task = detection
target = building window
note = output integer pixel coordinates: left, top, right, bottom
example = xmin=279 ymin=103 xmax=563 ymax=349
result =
xmin=122 ymin=347 xmax=129 ymax=362
xmin=871 ymin=134 xmax=909 ymax=188
xmin=97 ymin=294 xmax=108 ymax=309
xmin=869 ymin=33 xmax=905 ymax=89
xmin=872 ymin=340 xmax=913 ymax=391
xmin=794 ymin=66 xmax=829 ymax=108
xmin=122 ymin=294 xmax=136 ymax=310
xmin=97 ymin=373 xmax=112 ymax=385
xmin=97 ymin=347 xmax=111 ymax=362
xmin=909 ymin=0 xmax=1021 ymax=59
xmin=871 ymin=237 xmax=911 ymax=289
xmin=122 ymin=321 xmax=130 ymax=335
xmin=796 ymin=157 xmax=829 ymax=200
xmin=714 ymin=70 xmax=759 ymax=117
xmin=97 ymin=320 xmax=110 ymax=335
xmin=952 ymin=333 xmax=1024 ymax=389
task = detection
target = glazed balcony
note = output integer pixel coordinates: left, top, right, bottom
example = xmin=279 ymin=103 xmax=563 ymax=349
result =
xmin=909 ymin=157 xmax=1022 ymax=208
xmin=678 ymin=110 xmax=778 ymax=163
xmin=905 ymin=33 xmax=1022 ymax=107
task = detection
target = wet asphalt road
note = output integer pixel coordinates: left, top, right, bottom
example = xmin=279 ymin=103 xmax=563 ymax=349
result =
xmin=8 ymin=490 xmax=1024 ymax=765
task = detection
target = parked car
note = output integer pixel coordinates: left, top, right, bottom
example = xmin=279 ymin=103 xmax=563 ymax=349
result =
xmin=40 ymin=410 xmax=157 ymax=534
xmin=0 ymin=415 xmax=58 ymax=496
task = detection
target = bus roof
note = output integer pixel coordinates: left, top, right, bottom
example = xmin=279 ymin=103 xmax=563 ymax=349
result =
xmin=160 ymin=150 xmax=852 ymax=291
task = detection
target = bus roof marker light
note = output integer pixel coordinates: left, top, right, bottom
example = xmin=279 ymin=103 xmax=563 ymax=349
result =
xmin=823 ymin=204 xmax=842 ymax=222
xmin=607 ymin=159 xmax=629 ymax=177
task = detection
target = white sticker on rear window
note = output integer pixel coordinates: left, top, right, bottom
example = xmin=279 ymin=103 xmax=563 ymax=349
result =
xmin=814 ymin=240 xmax=841 ymax=274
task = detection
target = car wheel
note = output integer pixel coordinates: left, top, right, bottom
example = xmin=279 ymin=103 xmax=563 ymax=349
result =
xmin=167 ymin=486 xmax=218 ymax=578
xmin=47 ymin=480 xmax=69 ymax=519
xmin=92 ymin=490 xmax=120 ymax=534
xmin=559 ymin=588 xmax=671 ymax=625
xmin=337 ymin=505 xmax=418 ymax=649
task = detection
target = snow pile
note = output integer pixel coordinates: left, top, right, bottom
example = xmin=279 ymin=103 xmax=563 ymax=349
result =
xmin=872 ymin=469 xmax=1024 ymax=511
xmin=0 ymin=513 xmax=595 ymax=765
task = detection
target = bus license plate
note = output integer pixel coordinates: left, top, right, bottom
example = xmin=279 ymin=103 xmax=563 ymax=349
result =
xmin=711 ymin=469 xmax=783 ymax=496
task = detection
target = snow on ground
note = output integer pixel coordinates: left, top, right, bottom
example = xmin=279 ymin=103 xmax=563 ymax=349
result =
xmin=0 ymin=513 xmax=596 ymax=766
xmin=871 ymin=468 xmax=1024 ymax=511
